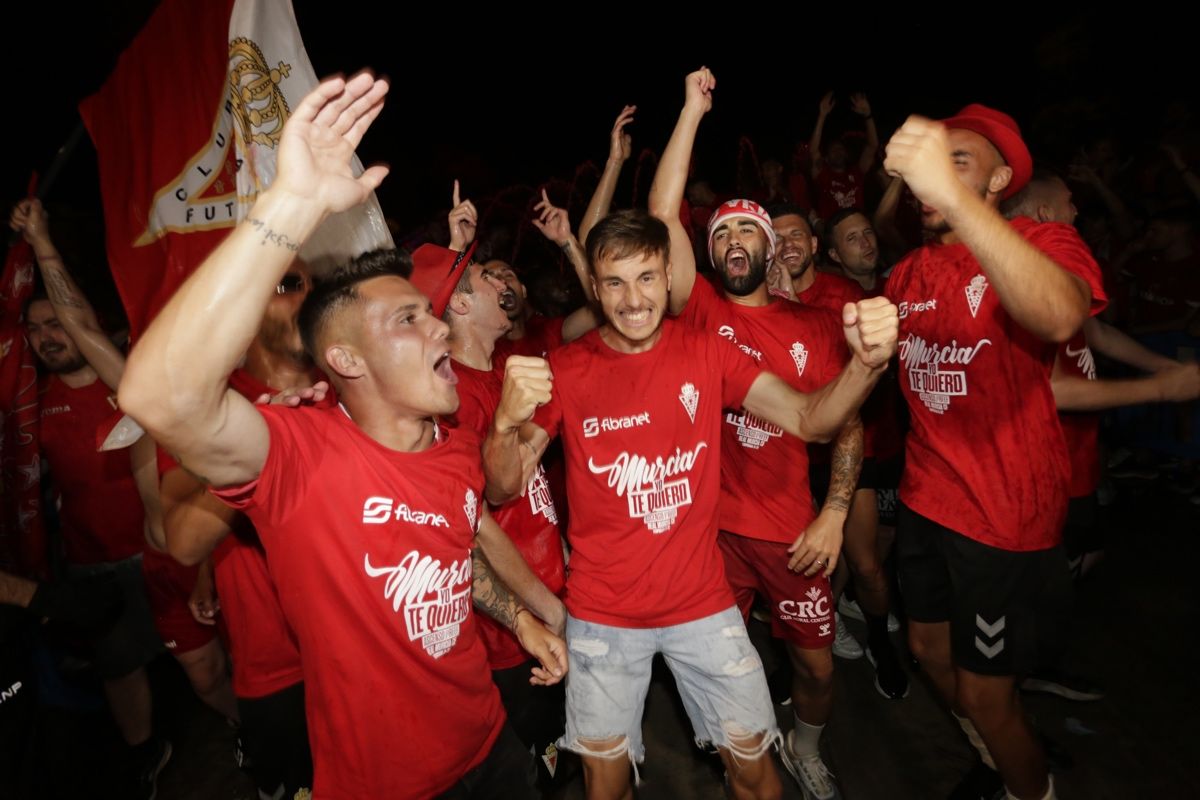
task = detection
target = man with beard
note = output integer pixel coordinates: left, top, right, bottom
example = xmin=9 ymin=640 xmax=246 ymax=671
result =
xmin=826 ymin=208 xmax=883 ymax=293
xmin=484 ymin=67 xmax=899 ymax=800
xmin=157 ymin=258 xmax=325 ymax=799
xmin=412 ymin=226 xmax=571 ymax=792
xmin=649 ymin=68 xmax=905 ymax=800
xmin=119 ymin=74 xmax=566 ymax=799
xmin=11 ymin=199 xmax=172 ymax=798
xmin=766 ymin=205 xmax=865 ymax=310
xmin=882 ymin=106 xmax=1107 ymax=800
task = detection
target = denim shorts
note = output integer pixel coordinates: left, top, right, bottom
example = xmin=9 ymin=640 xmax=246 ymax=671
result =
xmin=558 ymin=606 xmax=779 ymax=766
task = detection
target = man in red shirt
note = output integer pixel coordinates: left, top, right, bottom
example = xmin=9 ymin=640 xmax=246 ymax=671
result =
xmin=767 ymin=204 xmax=866 ymax=310
xmin=882 ymin=105 xmax=1107 ymax=800
xmin=484 ymin=67 xmax=899 ymax=800
xmin=826 ymin=208 xmax=883 ymax=294
xmin=411 ymin=235 xmax=571 ymax=790
xmin=119 ymin=74 xmax=566 ymax=800
xmin=156 ymin=259 xmax=326 ymax=798
xmin=647 ymin=68 xmax=904 ymax=800
xmin=810 ymin=91 xmax=879 ymax=225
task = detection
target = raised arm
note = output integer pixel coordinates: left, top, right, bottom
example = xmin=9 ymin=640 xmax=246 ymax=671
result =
xmin=872 ymin=175 xmax=915 ymax=255
xmin=810 ymin=91 xmax=835 ymax=178
xmin=530 ymin=189 xmax=600 ymax=340
xmin=483 ymin=356 xmax=553 ymax=504
xmin=119 ymin=73 xmax=389 ymax=487
xmin=884 ymin=116 xmax=1092 ymax=342
xmin=1082 ymin=316 xmax=1179 ymax=372
xmin=850 ymin=92 xmax=879 ymax=175
xmin=579 ymin=105 xmax=635 ymax=247
xmin=10 ymin=199 xmax=126 ymax=391
xmin=447 ymin=179 xmax=478 ymax=253
xmin=648 ymin=67 xmax=715 ymax=315
xmin=742 ymin=298 xmax=898 ymax=442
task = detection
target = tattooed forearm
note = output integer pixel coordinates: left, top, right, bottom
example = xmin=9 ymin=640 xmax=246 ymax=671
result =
xmin=247 ymin=218 xmax=301 ymax=252
xmin=825 ymin=416 xmax=864 ymax=514
xmin=472 ymin=548 xmax=524 ymax=633
xmin=41 ymin=263 xmax=87 ymax=310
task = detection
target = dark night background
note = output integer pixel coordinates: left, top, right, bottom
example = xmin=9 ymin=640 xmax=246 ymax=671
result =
xmin=1 ymin=4 xmax=1193 ymax=321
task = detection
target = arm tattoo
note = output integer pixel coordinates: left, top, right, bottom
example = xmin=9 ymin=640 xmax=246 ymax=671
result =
xmin=247 ymin=218 xmax=301 ymax=252
xmin=472 ymin=547 xmax=524 ymax=633
xmin=43 ymin=268 xmax=87 ymax=310
xmin=825 ymin=419 xmax=864 ymax=514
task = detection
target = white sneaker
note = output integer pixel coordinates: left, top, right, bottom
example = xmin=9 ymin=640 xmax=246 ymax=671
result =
xmin=831 ymin=613 xmax=863 ymax=659
xmin=780 ymin=731 xmax=841 ymax=800
xmin=837 ymin=596 xmax=900 ymax=633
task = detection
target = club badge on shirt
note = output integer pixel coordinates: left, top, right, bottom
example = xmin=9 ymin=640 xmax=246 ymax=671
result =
xmin=965 ymin=274 xmax=989 ymax=318
xmin=790 ymin=342 xmax=809 ymax=377
xmin=679 ymin=383 xmax=699 ymax=423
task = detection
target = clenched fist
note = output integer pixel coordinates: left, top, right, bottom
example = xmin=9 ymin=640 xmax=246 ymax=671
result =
xmin=883 ymin=116 xmax=964 ymax=214
xmin=842 ymin=297 xmax=899 ymax=370
xmin=495 ymin=355 xmax=554 ymax=432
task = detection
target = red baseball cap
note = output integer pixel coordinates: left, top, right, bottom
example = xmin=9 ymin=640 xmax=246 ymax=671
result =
xmin=409 ymin=241 xmax=478 ymax=318
xmin=940 ymin=104 xmax=1032 ymax=200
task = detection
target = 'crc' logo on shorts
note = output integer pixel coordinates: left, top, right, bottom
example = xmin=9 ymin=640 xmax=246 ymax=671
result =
xmin=778 ymin=591 xmax=831 ymax=621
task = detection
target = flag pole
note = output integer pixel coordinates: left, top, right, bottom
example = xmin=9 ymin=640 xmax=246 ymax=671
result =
xmin=7 ymin=118 xmax=87 ymax=246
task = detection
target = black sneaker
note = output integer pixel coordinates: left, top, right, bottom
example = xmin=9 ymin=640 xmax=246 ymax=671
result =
xmin=865 ymin=640 xmax=910 ymax=700
xmin=1020 ymin=670 xmax=1105 ymax=702
xmin=947 ymin=760 xmax=1004 ymax=800
xmin=137 ymin=737 xmax=172 ymax=800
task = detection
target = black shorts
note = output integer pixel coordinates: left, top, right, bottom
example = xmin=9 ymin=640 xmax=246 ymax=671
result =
xmin=237 ymin=681 xmax=313 ymax=797
xmin=437 ymin=723 xmax=537 ymax=800
xmin=492 ymin=660 xmax=567 ymax=790
xmin=896 ymin=504 xmax=1071 ymax=676
xmin=66 ymin=555 xmax=163 ymax=680
xmin=1062 ymin=493 xmax=1101 ymax=562
xmin=809 ymin=457 xmax=902 ymax=525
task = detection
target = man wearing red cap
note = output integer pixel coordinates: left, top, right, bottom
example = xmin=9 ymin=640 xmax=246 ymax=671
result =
xmin=648 ymin=68 xmax=907 ymax=800
xmin=119 ymin=74 xmax=566 ymax=800
xmin=882 ymin=106 xmax=1107 ymax=800
xmin=484 ymin=67 xmax=899 ymax=800
xmin=410 ymin=225 xmax=571 ymax=791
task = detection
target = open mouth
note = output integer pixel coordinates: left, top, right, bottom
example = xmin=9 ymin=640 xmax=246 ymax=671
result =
xmin=433 ymin=351 xmax=457 ymax=385
xmin=498 ymin=289 xmax=518 ymax=312
xmin=726 ymin=250 xmax=749 ymax=275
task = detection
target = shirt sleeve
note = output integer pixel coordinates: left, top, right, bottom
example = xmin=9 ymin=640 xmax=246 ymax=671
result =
xmin=1025 ymin=220 xmax=1108 ymax=316
xmin=713 ymin=330 xmax=765 ymax=408
xmin=673 ymin=271 xmax=720 ymax=328
xmin=209 ymin=404 xmax=328 ymax=529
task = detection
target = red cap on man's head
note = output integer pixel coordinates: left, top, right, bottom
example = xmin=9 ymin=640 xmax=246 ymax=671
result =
xmin=409 ymin=241 xmax=478 ymax=318
xmin=940 ymin=104 xmax=1032 ymax=200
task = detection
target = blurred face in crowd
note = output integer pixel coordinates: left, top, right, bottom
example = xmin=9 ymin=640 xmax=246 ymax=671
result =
xmin=26 ymin=300 xmax=87 ymax=374
xmin=772 ymin=214 xmax=817 ymax=280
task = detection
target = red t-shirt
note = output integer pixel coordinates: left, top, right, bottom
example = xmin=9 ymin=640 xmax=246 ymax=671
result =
xmin=677 ymin=277 xmax=846 ymax=542
xmin=797 ymin=270 xmax=865 ymax=315
xmin=1056 ymin=333 xmax=1102 ymax=499
xmin=884 ymin=217 xmax=1107 ymax=551
xmin=39 ymin=377 xmax=144 ymax=565
xmin=219 ymin=369 xmax=307 ymax=697
xmin=213 ymin=406 xmax=504 ymax=798
xmin=492 ymin=314 xmax=565 ymax=369
xmin=532 ymin=320 xmax=762 ymax=627
xmin=815 ymin=166 xmax=866 ymax=223
xmin=447 ymin=360 xmax=566 ymax=670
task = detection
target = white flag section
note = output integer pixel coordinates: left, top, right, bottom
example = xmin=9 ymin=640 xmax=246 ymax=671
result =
xmin=228 ymin=0 xmax=393 ymax=273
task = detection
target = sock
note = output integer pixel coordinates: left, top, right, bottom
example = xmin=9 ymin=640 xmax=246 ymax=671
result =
xmin=1005 ymin=774 xmax=1055 ymax=800
xmin=954 ymin=712 xmax=996 ymax=769
xmin=790 ymin=712 xmax=823 ymax=757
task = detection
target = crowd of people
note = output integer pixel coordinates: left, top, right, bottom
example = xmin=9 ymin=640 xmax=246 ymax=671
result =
xmin=1 ymin=63 xmax=1198 ymax=800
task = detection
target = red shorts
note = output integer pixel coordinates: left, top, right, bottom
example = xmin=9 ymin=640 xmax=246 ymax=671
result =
xmin=718 ymin=530 xmax=834 ymax=650
xmin=141 ymin=547 xmax=216 ymax=655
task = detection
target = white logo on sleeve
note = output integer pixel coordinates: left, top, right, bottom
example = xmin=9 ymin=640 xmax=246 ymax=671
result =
xmin=898 ymin=333 xmax=992 ymax=414
xmin=364 ymin=551 xmax=472 ymax=659
xmin=965 ymin=274 xmax=989 ymax=318
xmin=790 ymin=342 xmax=809 ymax=377
xmin=588 ymin=443 xmax=707 ymax=533
xmin=362 ymin=496 xmax=449 ymax=528
xmin=464 ymin=489 xmax=479 ymax=533
xmin=1066 ymin=343 xmax=1096 ymax=380
xmin=679 ymin=383 xmax=699 ymax=423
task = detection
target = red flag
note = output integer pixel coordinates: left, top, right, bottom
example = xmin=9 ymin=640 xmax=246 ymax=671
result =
xmin=79 ymin=0 xmax=392 ymax=339
xmin=0 ymin=230 xmax=47 ymax=576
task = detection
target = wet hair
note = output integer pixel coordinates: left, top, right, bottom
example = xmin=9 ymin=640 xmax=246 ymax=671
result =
xmin=298 ymin=248 xmax=407 ymax=360
xmin=825 ymin=206 xmax=870 ymax=236
xmin=585 ymin=209 xmax=670 ymax=271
